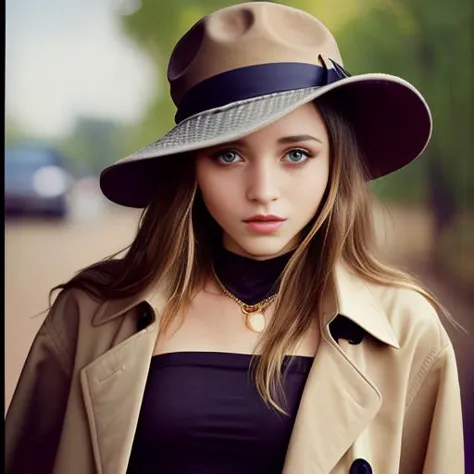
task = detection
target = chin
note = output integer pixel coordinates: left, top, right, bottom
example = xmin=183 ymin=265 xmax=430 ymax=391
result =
xmin=234 ymin=237 xmax=296 ymax=260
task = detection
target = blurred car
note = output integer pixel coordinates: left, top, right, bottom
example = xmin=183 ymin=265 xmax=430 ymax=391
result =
xmin=5 ymin=143 xmax=72 ymax=218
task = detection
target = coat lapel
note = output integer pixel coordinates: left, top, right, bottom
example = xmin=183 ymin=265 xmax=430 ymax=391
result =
xmin=78 ymin=264 xmax=397 ymax=474
xmin=283 ymin=263 xmax=399 ymax=473
xmin=80 ymin=306 xmax=159 ymax=474
xmin=283 ymin=323 xmax=382 ymax=473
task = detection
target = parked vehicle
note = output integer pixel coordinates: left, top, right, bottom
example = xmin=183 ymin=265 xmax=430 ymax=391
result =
xmin=5 ymin=143 xmax=72 ymax=218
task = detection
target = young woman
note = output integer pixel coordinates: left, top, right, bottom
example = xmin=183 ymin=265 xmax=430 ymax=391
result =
xmin=5 ymin=2 xmax=464 ymax=473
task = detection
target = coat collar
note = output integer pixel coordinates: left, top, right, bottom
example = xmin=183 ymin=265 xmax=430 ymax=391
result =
xmin=83 ymin=260 xmax=400 ymax=474
xmin=91 ymin=284 xmax=168 ymax=327
xmin=91 ymin=261 xmax=399 ymax=349
xmin=329 ymin=262 xmax=400 ymax=349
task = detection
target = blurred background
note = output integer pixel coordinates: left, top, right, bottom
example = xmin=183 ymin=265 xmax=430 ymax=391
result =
xmin=5 ymin=0 xmax=473 ymax=463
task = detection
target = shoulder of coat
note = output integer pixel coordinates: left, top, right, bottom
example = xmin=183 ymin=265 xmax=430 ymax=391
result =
xmin=46 ymin=287 xmax=106 ymax=331
xmin=47 ymin=286 xmax=150 ymax=330
xmin=365 ymin=281 xmax=452 ymax=353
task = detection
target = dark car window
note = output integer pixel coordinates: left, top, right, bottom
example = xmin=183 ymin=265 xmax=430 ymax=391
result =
xmin=5 ymin=148 xmax=61 ymax=170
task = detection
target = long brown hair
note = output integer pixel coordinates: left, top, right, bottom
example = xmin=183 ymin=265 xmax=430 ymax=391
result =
xmin=52 ymin=96 xmax=453 ymax=413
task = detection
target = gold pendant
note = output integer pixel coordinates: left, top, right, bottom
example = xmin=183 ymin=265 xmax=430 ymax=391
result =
xmin=246 ymin=311 xmax=265 ymax=333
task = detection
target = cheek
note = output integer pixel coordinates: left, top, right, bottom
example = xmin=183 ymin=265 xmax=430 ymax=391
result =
xmin=288 ymin=163 xmax=329 ymax=210
xmin=196 ymin=166 xmax=238 ymax=222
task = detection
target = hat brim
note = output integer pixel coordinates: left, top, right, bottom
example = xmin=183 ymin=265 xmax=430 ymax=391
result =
xmin=100 ymin=73 xmax=432 ymax=208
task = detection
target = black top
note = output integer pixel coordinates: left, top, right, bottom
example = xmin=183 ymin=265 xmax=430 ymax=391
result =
xmin=127 ymin=352 xmax=313 ymax=474
xmin=213 ymin=246 xmax=295 ymax=305
xmin=127 ymin=247 xmax=306 ymax=473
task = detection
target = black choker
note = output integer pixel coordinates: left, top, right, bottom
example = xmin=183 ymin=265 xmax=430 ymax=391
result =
xmin=212 ymin=247 xmax=296 ymax=306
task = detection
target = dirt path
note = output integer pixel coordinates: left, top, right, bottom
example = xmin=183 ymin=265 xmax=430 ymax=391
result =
xmin=5 ymin=203 xmax=141 ymax=407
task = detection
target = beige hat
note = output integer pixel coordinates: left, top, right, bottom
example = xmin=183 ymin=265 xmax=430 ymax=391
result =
xmin=100 ymin=1 xmax=432 ymax=208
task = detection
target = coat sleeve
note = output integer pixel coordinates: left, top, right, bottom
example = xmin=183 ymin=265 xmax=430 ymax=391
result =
xmin=5 ymin=295 xmax=75 ymax=474
xmin=400 ymin=341 xmax=465 ymax=474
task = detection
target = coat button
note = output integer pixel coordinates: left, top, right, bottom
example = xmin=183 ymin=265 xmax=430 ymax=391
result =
xmin=137 ymin=303 xmax=153 ymax=331
xmin=329 ymin=315 xmax=365 ymax=345
xmin=350 ymin=458 xmax=372 ymax=474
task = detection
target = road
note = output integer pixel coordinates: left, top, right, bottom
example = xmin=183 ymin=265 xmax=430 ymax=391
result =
xmin=5 ymin=194 xmax=141 ymax=407
xmin=5 ymin=198 xmax=473 ymax=429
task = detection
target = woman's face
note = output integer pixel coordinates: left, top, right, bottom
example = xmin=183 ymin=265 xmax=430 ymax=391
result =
xmin=195 ymin=102 xmax=330 ymax=260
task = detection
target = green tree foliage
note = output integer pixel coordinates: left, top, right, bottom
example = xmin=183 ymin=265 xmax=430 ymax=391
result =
xmin=57 ymin=118 xmax=130 ymax=176
xmin=6 ymin=120 xmax=28 ymax=146
xmin=337 ymin=0 xmax=473 ymax=210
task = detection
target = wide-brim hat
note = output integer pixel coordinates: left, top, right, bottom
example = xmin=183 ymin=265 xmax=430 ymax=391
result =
xmin=100 ymin=2 xmax=432 ymax=208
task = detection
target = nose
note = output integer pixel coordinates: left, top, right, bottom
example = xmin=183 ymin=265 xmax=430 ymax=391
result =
xmin=245 ymin=160 xmax=280 ymax=204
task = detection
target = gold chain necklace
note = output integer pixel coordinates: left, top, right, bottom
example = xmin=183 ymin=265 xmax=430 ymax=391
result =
xmin=212 ymin=268 xmax=277 ymax=333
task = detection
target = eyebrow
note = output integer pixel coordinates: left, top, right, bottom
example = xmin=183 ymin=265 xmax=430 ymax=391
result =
xmin=223 ymin=134 xmax=323 ymax=149
xmin=277 ymin=135 xmax=323 ymax=145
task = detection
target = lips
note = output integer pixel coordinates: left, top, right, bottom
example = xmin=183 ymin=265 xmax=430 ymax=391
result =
xmin=243 ymin=215 xmax=286 ymax=234
xmin=243 ymin=214 xmax=285 ymax=223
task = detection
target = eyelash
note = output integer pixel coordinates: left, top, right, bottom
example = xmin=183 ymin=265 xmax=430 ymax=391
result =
xmin=210 ymin=148 xmax=315 ymax=166
xmin=283 ymin=148 xmax=315 ymax=165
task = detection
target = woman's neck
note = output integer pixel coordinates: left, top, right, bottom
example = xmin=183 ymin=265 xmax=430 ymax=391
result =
xmin=212 ymin=246 xmax=296 ymax=305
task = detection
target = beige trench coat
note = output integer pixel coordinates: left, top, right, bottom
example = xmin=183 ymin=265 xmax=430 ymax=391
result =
xmin=6 ymin=264 xmax=465 ymax=474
